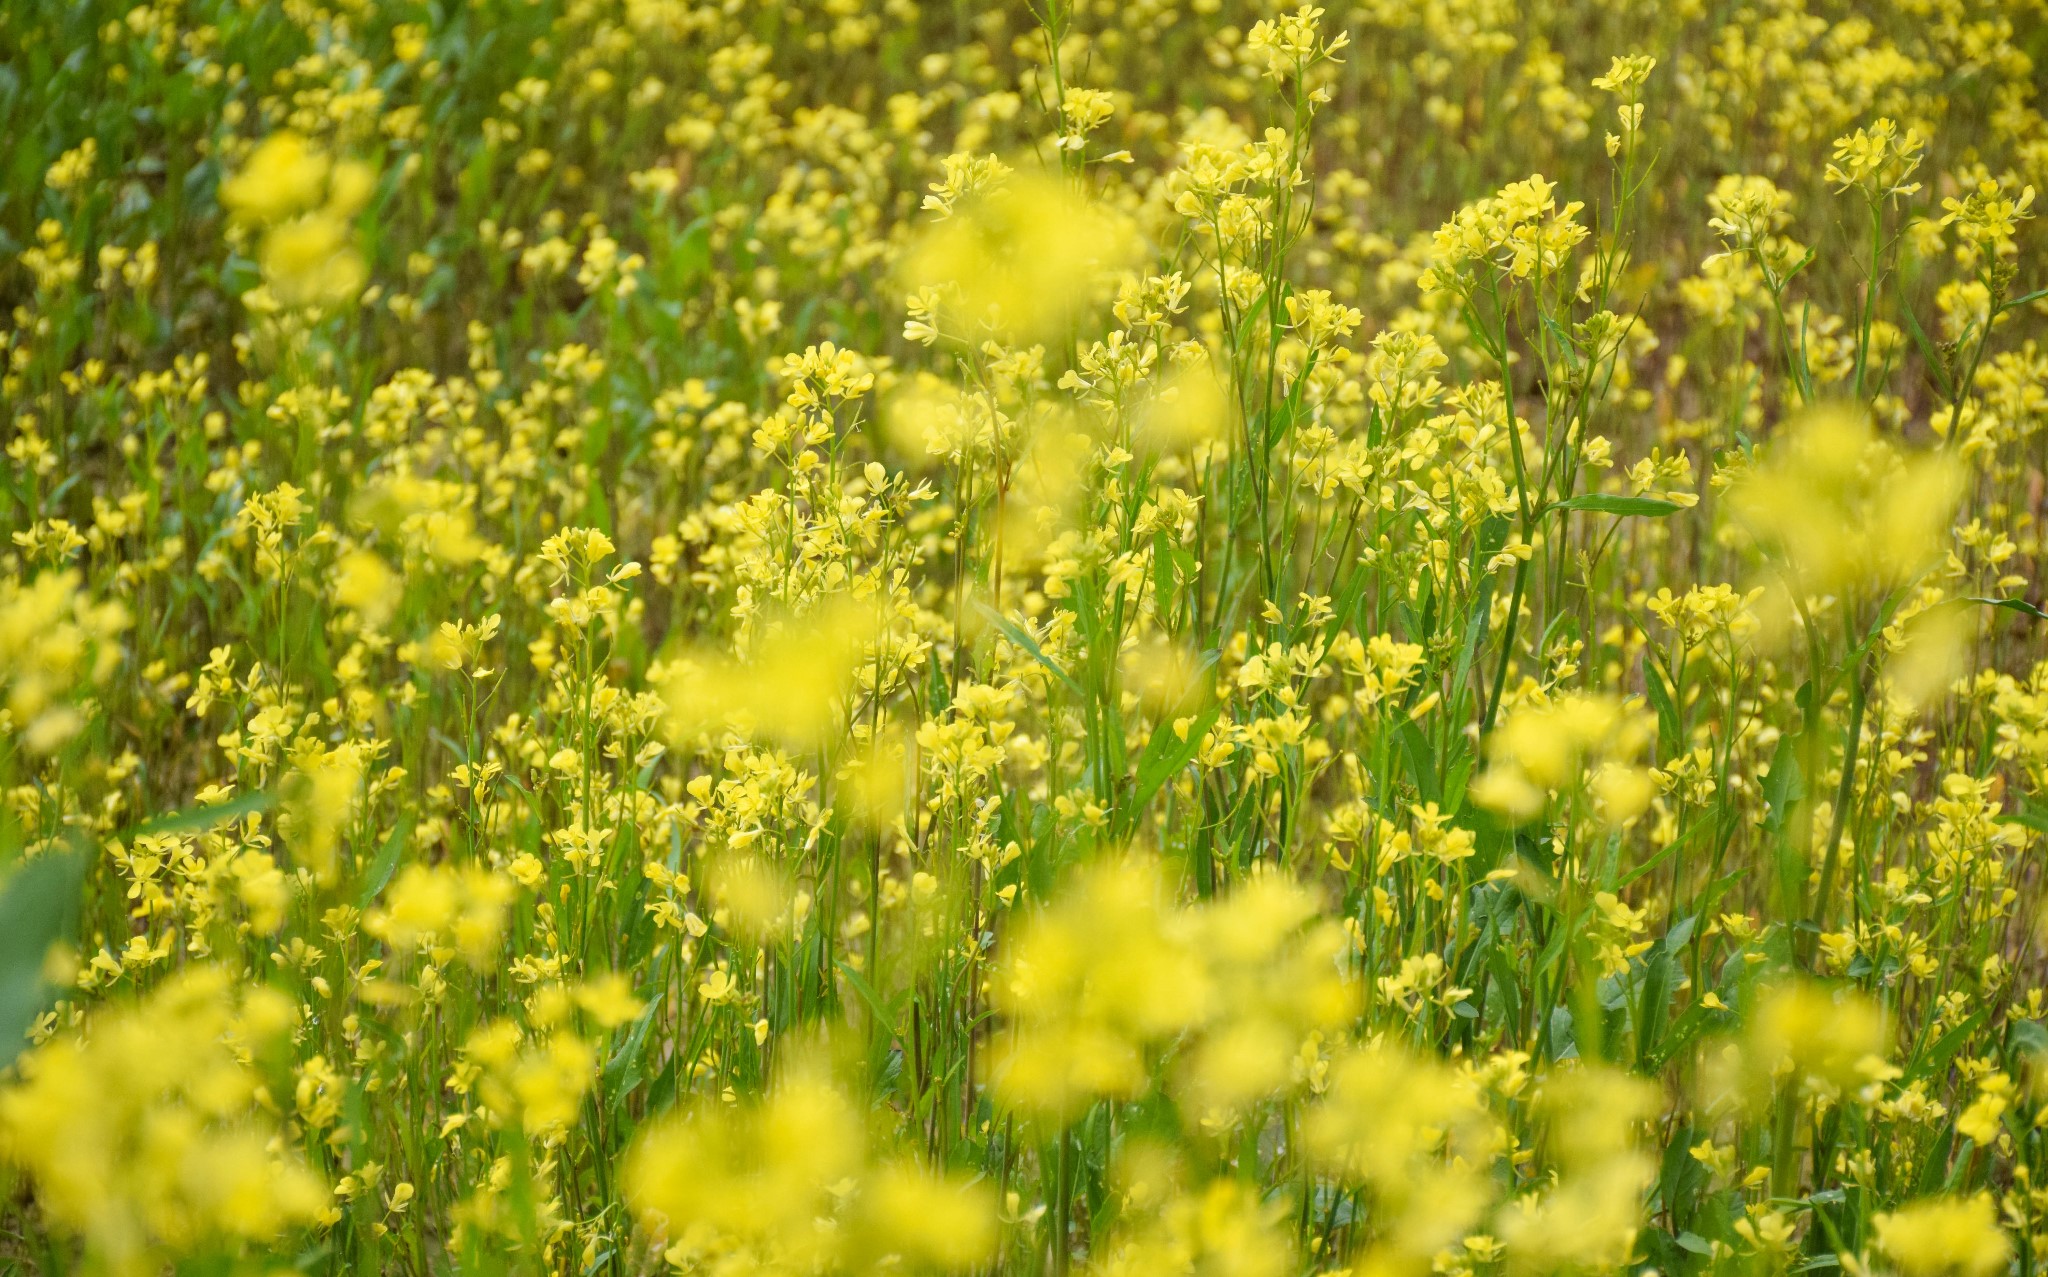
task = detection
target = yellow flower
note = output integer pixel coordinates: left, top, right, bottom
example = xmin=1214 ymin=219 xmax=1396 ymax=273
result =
xmin=221 ymin=131 xmax=374 ymax=310
xmin=0 ymin=969 xmax=328 ymax=1274
xmin=1872 ymin=1194 xmax=2009 ymax=1277
xmin=365 ymin=863 xmax=514 ymax=968
xmin=219 ymin=132 xmax=331 ymax=224
xmin=1727 ymin=402 xmax=1964 ymax=601
xmin=900 ymin=171 xmax=1139 ymax=343
xmin=1470 ymin=692 xmax=1651 ymax=826
xmin=573 ymin=973 xmax=645 ymax=1029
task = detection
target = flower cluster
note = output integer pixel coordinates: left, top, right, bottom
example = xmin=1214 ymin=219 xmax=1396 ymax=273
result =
xmin=2 ymin=0 xmax=2046 ymax=1274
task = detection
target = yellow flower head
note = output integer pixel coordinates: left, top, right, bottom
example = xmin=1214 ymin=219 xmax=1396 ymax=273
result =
xmin=1872 ymin=1193 xmax=2009 ymax=1277
xmin=1727 ymin=403 xmax=1964 ymax=604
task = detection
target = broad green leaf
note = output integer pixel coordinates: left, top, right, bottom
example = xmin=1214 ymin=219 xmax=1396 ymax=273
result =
xmin=0 ymin=850 xmax=86 ymax=1071
xmin=1907 ymin=1007 xmax=1987 ymax=1083
xmin=603 ymin=987 xmax=663 ymax=1113
xmin=1641 ymin=656 xmax=1682 ymax=755
xmin=835 ymin=958 xmax=902 ymax=1039
xmin=1128 ymin=702 xmax=1220 ymax=826
xmin=356 ymin=817 xmax=416 ymax=909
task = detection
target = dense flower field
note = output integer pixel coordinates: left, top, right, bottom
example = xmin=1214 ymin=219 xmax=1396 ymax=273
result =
xmin=3 ymin=0 xmax=2048 ymax=1273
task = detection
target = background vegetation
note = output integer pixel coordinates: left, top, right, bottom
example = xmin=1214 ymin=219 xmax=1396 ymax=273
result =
xmin=3 ymin=1 xmax=2048 ymax=1274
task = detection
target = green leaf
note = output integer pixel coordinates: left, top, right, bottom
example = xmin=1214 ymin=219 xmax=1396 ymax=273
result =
xmin=1907 ymin=1007 xmax=1987 ymax=1083
xmin=1620 ymin=821 xmax=1705 ymax=890
xmin=1762 ymin=728 xmax=1805 ymax=835
xmin=1998 ymin=800 xmax=2048 ymax=837
xmin=1899 ymin=302 xmax=1954 ymax=400
xmin=1550 ymin=494 xmax=1685 ymax=518
xmin=1399 ymin=721 xmax=1441 ymax=805
xmin=1959 ymin=594 xmax=2048 ymax=623
xmin=976 ymin=603 xmax=1085 ymax=698
xmin=357 ymin=817 xmax=415 ymax=909
xmin=1641 ymin=656 xmax=1681 ymax=756
xmin=1913 ymin=1126 xmax=1955 ymax=1196
xmin=835 ymin=958 xmax=901 ymax=1039
xmin=129 ymin=788 xmax=273 ymax=838
xmin=1645 ymin=999 xmax=1731 ymax=1071
xmin=0 ymin=851 xmax=87 ymax=1071
xmin=602 ymin=988 xmax=662 ymax=1113
xmin=1128 ymin=703 xmax=1220 ymax=821
xmin=2006 ymin=1018 xmax=2048 ymax=1065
